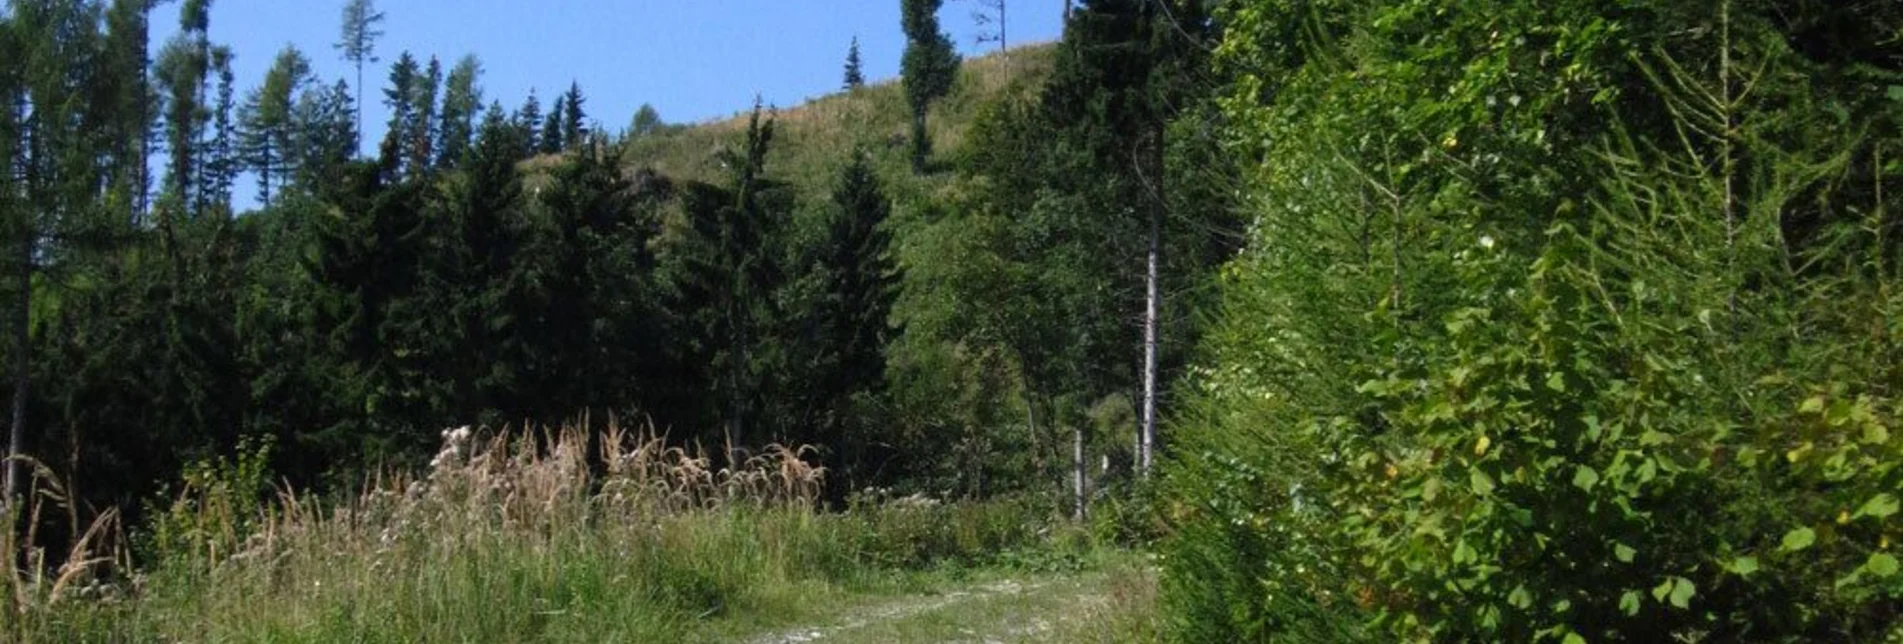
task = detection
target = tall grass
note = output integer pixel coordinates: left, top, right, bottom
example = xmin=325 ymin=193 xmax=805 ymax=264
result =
xmin=2 ymin=422 xmax=1069 ymax=642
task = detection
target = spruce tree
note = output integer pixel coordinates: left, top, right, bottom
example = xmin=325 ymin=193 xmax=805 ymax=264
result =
xmin=377 ymin=51 xmax=418 ymax=177
xmin=843 ymin=36 xmax=865 ymax=90
xmin=560 ymin=81 xmax=586 ymax=150
xmin=513 ymin=90 xmax=542 ymax=158
xmin=407 ymin=56 xmax=441 ymax=175
xmin=540 ymin=95 xmax=565 ymax=155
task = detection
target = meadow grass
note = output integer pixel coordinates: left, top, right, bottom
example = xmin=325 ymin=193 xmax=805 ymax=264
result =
xmin=0 ymin=423 xmax=1135 ymax=643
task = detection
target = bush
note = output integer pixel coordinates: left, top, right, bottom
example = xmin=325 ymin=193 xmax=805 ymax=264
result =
xmin=1162 ymin=0 xmax=1903 ymax=641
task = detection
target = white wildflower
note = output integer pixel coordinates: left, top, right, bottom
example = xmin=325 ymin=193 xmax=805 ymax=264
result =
xmin=1479 ymin=235 xmax=1496 ymax=250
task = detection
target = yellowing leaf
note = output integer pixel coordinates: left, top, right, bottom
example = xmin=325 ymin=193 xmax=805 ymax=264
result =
xmin=1474 ymin=435 xmax=1491 ymax=456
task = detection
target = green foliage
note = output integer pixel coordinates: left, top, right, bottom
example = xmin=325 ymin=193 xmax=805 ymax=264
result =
xmin=900 ymin=0 xmax=961 ymax=171
xmin=844 ymin=36 xmax=866 ymax=90
xmin=1163 ymin=0 xmax=1903 ymax=640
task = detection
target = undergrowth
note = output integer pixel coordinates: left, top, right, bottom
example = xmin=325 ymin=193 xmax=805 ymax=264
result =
xmin=1 ymin=423 xmax=1108 ymax=642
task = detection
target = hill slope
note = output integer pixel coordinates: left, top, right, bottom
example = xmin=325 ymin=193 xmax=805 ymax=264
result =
xmin=615 ymin=44 xmax=1056 ymax=199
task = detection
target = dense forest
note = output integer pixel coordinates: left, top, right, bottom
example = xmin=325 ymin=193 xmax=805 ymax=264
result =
xmin=1 ymin=0 xmax=1900 ymax=641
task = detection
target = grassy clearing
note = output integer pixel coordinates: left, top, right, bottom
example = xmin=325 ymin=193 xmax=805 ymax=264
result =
xmin=613 ymin=43 xmax=1055 ymax=201
xmin=1 ymin=424 xmax=1143 ymax=643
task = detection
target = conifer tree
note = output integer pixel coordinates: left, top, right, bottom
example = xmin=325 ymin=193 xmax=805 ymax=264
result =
xmin=513 ymin=90 xmax=542 ymax=158
xmin=560 ymin=81 xmax=586 ymax=150
xmin=377 ymin=51 xmax=418 ymax=177
xmin=240 ymin=45 xmax=312 ymax=208
xmin=334 ymin=0 xmax=384 ymax=137
xmin=843 ymin=36 xmax=865 ymax=90
xmin=407 ymin=56 xmax=441 ymax=175
xmin=540 ymin=95 xmax=565 ymax=155
xmin=435 ymin=55 xmax=482 ymax=168
xmin=900 ymin=0 xmax=959 ymax=172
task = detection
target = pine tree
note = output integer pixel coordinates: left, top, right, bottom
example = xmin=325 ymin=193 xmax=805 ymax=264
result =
xmin=900 ymin=0 xmax=959 ymax=172
xmin=435 ymin=55 xmax=482 ymax=168
xmin=843 ymin=36 xmax=865 ymax=90
xmin=334 ymin=0 xmax=384 ymax=138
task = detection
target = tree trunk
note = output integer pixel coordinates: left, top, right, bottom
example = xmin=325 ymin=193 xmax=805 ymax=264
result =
xmin=1139 ymin=124 xmax=1164 ymax=478
xmin=5 ymin=230 xmax=31 ymax=510
xmin=1073 ymin=422 xmax=1087 ymax=522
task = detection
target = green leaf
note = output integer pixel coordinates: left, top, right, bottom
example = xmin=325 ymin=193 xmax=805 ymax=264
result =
xmin=1730 ymin=556 xmax=1759 ymax=575
xmin=1668 ymin=576 xmax=1695 ymax=609
xmin=1854 ymin=494 xmax=1898 ymax=520
xmin=1867 ymin=553 xmax=1899 ymax=578
xmin=1562 ymin=633 xmax=1587 ymax=644
xmin=1619 ymin=590 xmax=1642 ymax=616
xmin=1572 ymin=465 xmax=1600 ymax=491
xmin=1614 ymin=543 xmax=1636 ymax=563
xmin=1652 ymin=578 xmax=1673 ymax=603
xmin=1508 ymin=585 xmax=1532 ymax=609
xmin=1889 ymin=85 xmax=1903 ymax=102
xmin=1470 ymin=468 xmax=1495 ymax=496
xmin=1780 ymin=527 xmax=1815 ymax=552
xmin=1800 ymin=395 xmax=1826 ymax=414
xmin=1546 ymin=372 xmax=1566 ymax=392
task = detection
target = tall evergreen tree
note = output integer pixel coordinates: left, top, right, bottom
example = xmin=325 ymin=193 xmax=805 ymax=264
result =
xmin=334 ymin=0 xmax=384 ymax=138
xmin=900 ymin=0 xmax=959 ymax=172
xmin=199 ymin=45 xmax=237 ymax=214
xmin=843 ymin=36 xmax=865 ymax=90
xmin=559 ymin=81 xmax=585 ymax=151
xmin=155 ymin=0 xmax=214 ymax=207
xmin=407 ymin=56 xmax=440 ymax=174
xmin=293 ymin=79 xmax=357 ymax=192
xmin=239 ymin=46 xmax=313 ymax=208
xmin=435 ymin=54 xmax=482 ymax=168
xmin=512 ymin=90 xmax=541 ymax=158
xmin=376 ymin=51 xmax=418 ymax=177
xmin=539 ymin=95 xmax=565 ymax=155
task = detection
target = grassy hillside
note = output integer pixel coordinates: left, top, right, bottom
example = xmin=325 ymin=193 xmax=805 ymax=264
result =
xmin=615 ymin=43 xmax=1056 ymax=200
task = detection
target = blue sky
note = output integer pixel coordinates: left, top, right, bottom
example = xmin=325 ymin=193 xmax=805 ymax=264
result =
xmin=153 ymin=1 xmax=1064 ymax=164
